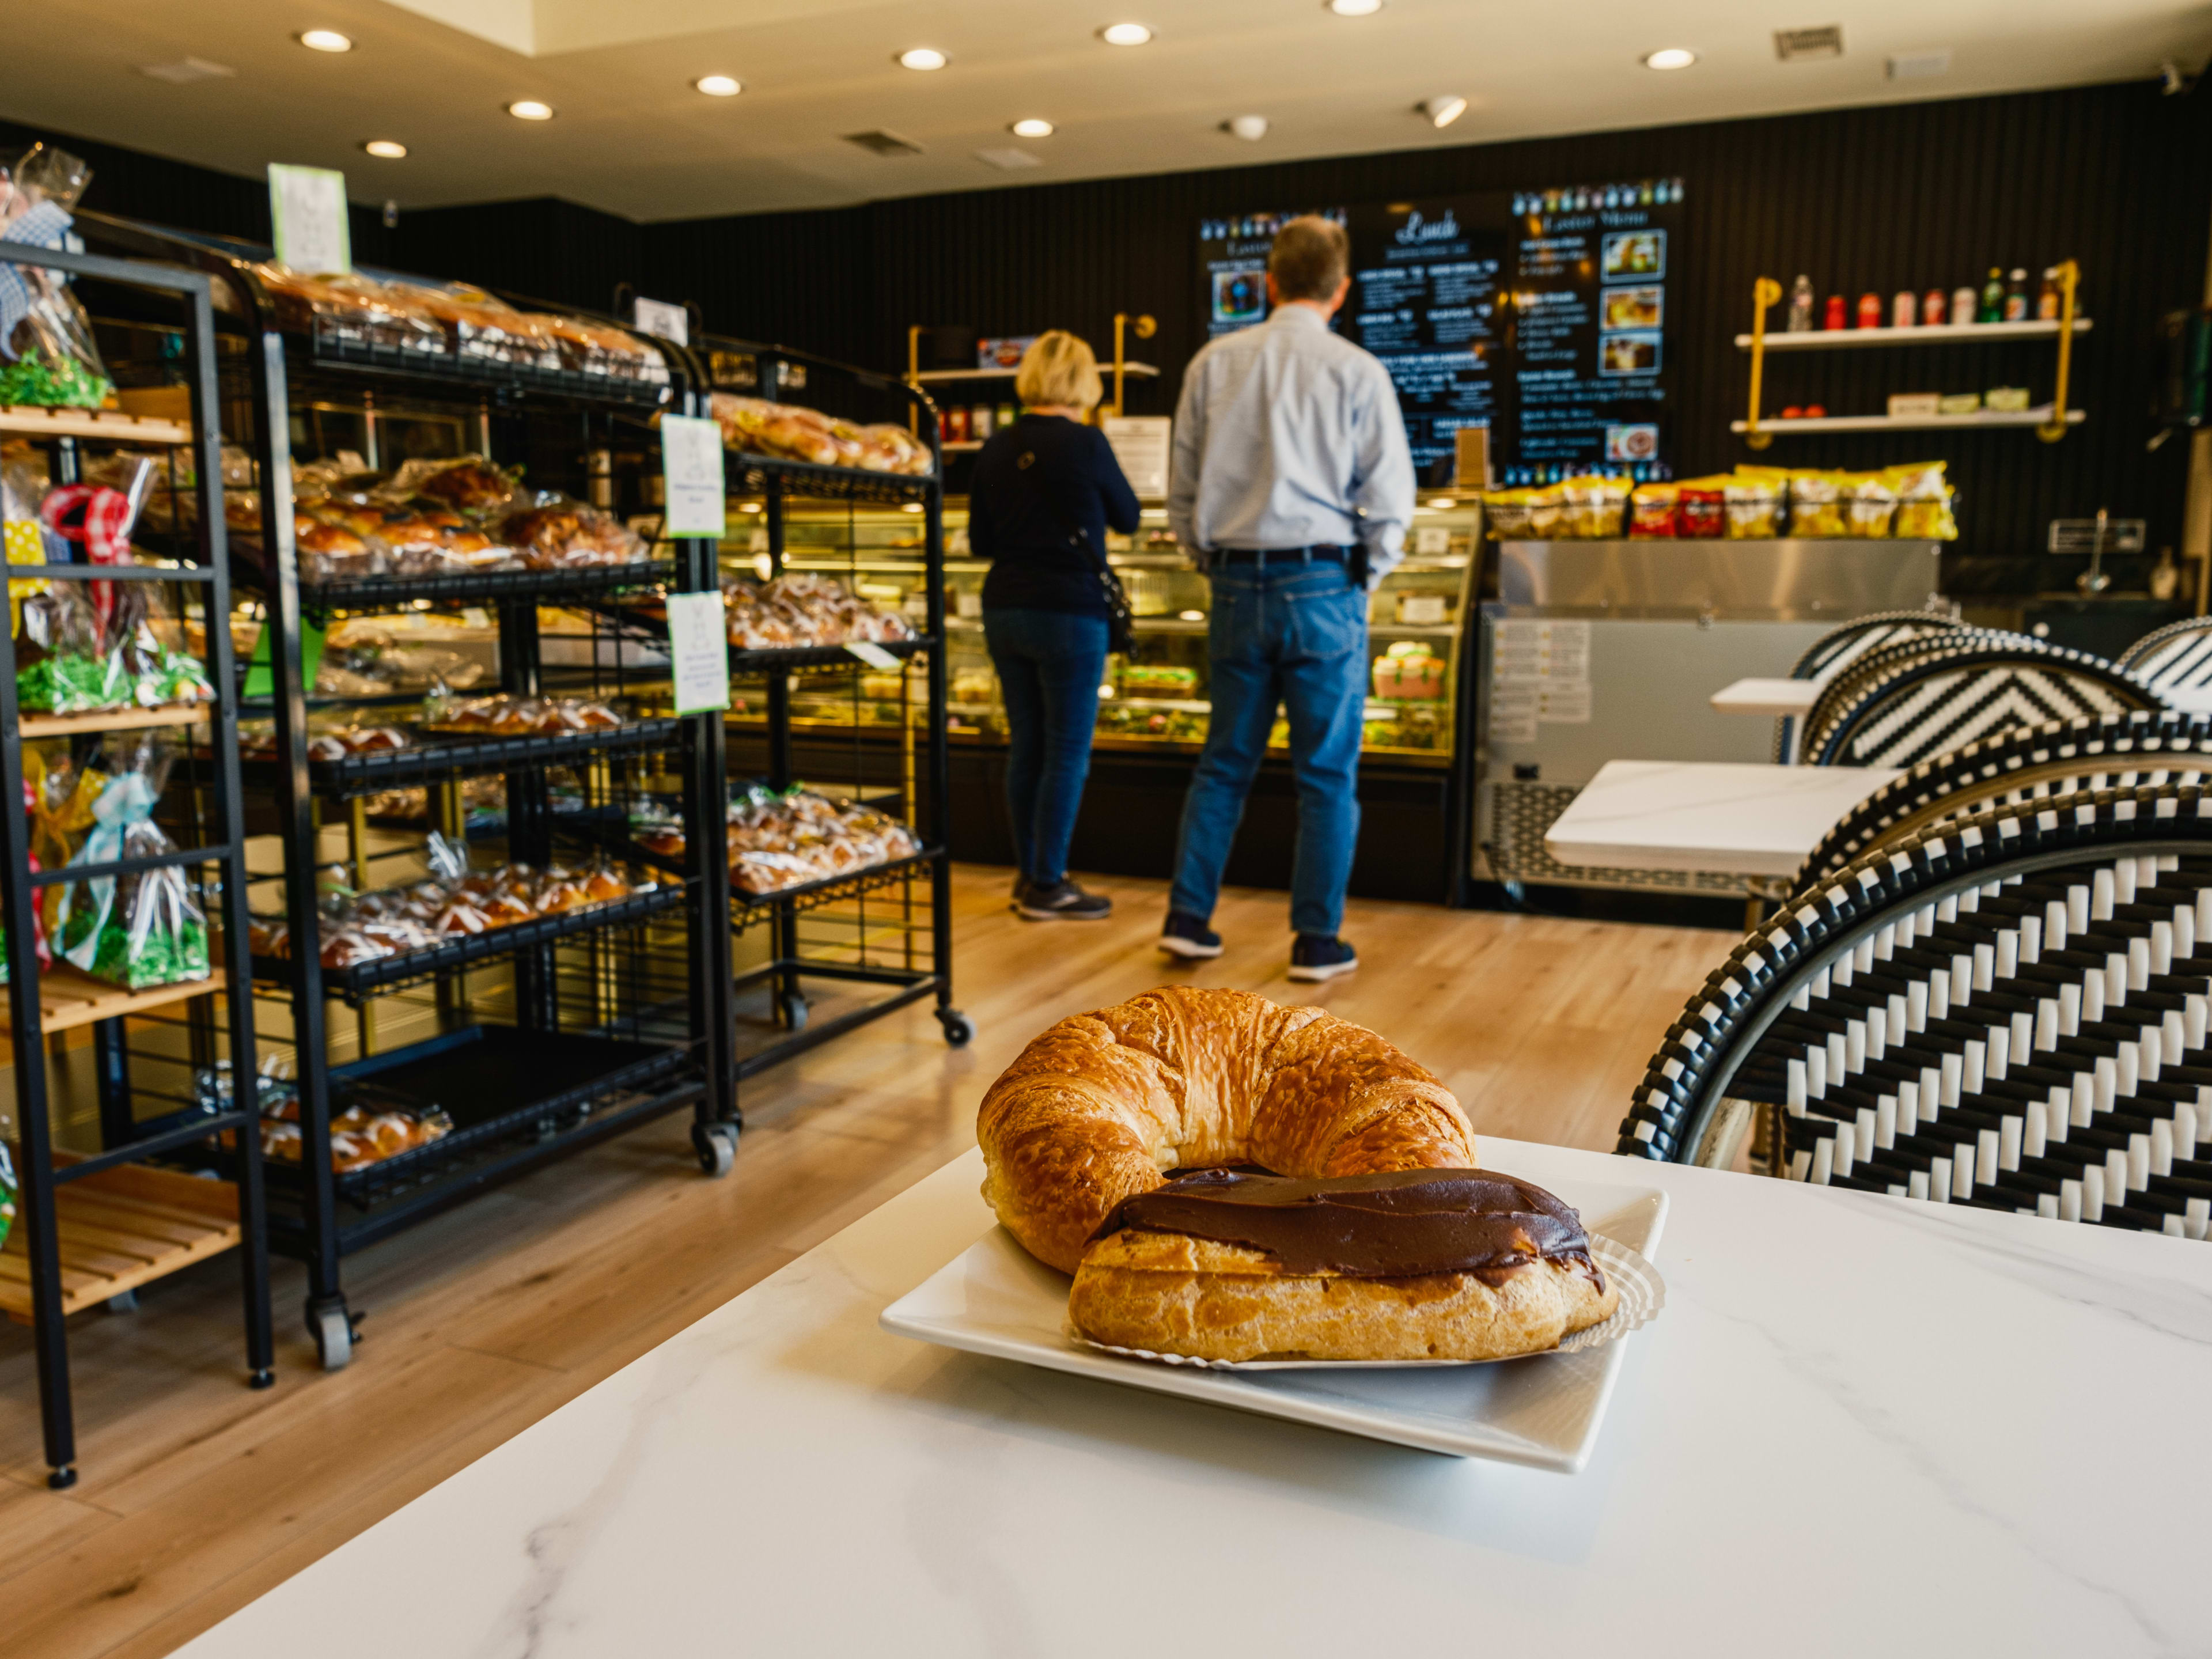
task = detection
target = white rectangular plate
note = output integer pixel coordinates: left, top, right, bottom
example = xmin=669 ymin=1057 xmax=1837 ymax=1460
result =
xmin=881 ymin=1173 xmax=1668 ymax=1472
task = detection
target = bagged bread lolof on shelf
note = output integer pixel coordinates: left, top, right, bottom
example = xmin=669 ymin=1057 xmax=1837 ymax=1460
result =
xmin=251 ymin=265 xmax=447 ymax=357
xmin=1787 ymin=470 xmax=1846 ymax=539
xmin=1674 ymin=475 xmax=1728 ymax=539
xmin=0 ymin=144 xmax=114 ymax=409
xmin=1723 ymin=475 xmax=1783 ymax=539
xmin=1628 ymin=482 xmax=1679 ymax=537
xmin=50 ymin=732 xmax=211 ymax=990
xmin=702 ymin=393 xmax=844 ymax=467
xmin=488 ymin=492 xmax=650 ymax=570
xmin=1840 ymin=472 xmax=1898 ymax=538
xmin=385 ymin=283 xmax=558 ymax=370
xmin=525 ymin=312 xmax=668 ymax=384
xmin=1480 ymin=488 xmax=1533 ymax=540
xmin=15 ymin=582 xmax=129 ymax=711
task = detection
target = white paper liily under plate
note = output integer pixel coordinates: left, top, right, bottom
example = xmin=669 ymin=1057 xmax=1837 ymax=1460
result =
xmin=880 ymin=1172 xmax=1667 ymax=1472
xmin=1073 ymin=1233 xmax=1663 ymax=1370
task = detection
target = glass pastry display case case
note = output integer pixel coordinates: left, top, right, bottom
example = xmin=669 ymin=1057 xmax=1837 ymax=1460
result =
xmin=724 ymin=491 xmax=1485 ymax=903
xmin=740 ymin=498 xmax=1483 ymax=763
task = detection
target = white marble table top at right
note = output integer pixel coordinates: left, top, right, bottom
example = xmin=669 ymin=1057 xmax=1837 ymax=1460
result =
xmin=1544 ymin=759 xmax=1903 ymax=878
xmin=1710 ymin=676 xmax=1820 ymax=717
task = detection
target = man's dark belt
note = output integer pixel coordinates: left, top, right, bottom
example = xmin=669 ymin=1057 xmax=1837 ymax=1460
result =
xmin=1215 ymin=545 xmax=1351 ymax=565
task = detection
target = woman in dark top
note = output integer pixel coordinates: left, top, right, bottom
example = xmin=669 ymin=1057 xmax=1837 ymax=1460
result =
xmin=970 ymin=330 xmax=1141 ymax=919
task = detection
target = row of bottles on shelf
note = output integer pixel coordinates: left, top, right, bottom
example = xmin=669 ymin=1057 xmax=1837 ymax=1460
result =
xmin=942 ymin=404 xmax=1021 ymax=444
xmin=1785 ymin=267 xmax=2070 ymax=331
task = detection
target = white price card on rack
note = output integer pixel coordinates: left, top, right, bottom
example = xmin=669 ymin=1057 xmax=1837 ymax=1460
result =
xmin=660 ymin=414 xmax=728 ymax=539
xmin=267 ymin=164 xmax=350 ymax=274
xmin=632 ymin=296 xmax=689 ymax=346
xmin=1101 ymin=416 xmax=1172 ymax=499
xmin=844 ymin=641 xmax=901 ymax=669
xmin=664 ymin=590 xmax=731 ymax=715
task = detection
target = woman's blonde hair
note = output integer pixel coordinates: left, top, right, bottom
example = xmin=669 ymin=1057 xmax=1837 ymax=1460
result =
xmin=1014 ymin=329 xmax=1104 ymax=412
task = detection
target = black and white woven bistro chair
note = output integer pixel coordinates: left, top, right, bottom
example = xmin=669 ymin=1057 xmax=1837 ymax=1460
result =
xmin=1617 ymin=783 xmax=2212 ymax=1243
xmin=1772 ymin=609 xmax=1966 ymax=763
xmin=1796 ymin=634 xmax=2164 ymax=770
xmin=2118 ymin=616 xmax=2212 ymax=692
xmin=1795 ymin=711 xmax=2212 ymax=888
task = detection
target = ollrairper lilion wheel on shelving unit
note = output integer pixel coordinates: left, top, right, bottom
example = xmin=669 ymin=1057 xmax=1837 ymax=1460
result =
xmin=1794 ymin=710 xmax=2212 ymax=889
xmin=1616 ymin=781 xmax=2212 ymax=1243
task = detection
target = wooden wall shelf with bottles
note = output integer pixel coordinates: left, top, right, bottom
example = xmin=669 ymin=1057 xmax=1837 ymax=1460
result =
xmin=1739 ymin=259 xmax=2085 ymax=447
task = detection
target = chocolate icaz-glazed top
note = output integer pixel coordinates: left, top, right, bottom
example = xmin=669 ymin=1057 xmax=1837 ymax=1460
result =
xmin=1088 ymin=1167 xmax=1601 ymax=1285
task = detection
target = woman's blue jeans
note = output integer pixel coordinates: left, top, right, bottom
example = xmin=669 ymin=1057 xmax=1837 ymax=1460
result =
xmin=1168 ymin=562 xmax=1366 ymax=937
xmin=984 ymin=607 xmax=1108 ymax=887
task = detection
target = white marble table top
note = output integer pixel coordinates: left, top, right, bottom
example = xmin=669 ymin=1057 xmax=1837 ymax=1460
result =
xmin=172 ymin=1138 xmax=2212 ymax=1658
xmin=1544 ymin=758 xmax=1902 ymax=877
xmin=2159 ymin=685 xmax=2212 ymax=716
xmin=1711 ymin=676 xmax=1820 ymax=716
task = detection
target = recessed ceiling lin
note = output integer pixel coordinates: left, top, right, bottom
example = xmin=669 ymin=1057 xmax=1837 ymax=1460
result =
xmin=2 ymin=0 xmax=2203 ymax=219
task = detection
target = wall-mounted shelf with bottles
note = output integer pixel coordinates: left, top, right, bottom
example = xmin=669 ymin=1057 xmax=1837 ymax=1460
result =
xmin=1740 ymin=259 xmax=2086 ymax=447
xmin=1731 ymin=317 xmax=2093 ymax=351
xmin=912 ymin=363 xmax=1160 ymax=383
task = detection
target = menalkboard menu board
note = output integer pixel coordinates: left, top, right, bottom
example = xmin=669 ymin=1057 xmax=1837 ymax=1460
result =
xmin=1194 ymin=180 xmax=1686 ymax=486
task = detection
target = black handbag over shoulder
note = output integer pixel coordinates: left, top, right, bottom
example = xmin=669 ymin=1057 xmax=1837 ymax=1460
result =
xmin=1018 ymin=446 xmax=1134 ymax=653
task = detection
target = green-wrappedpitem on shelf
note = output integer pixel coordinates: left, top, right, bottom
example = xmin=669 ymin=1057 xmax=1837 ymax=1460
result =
xmin=50 ymin=733 xmax=212 ymax=990
xmin=0 ymin=1142 xmax=15 ymax=1252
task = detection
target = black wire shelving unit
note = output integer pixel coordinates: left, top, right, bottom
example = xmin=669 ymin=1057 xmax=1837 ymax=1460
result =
xmin=685 ymin=337 xmax=968 ymax=1077
xmin=76 ymin=215 xmax=738 ymax=1370
xmin=0 ymin=245 xmax=272 ymax=1487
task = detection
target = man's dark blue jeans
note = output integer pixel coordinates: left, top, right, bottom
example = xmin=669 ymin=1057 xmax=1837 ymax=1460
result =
xmin=1169 ymin=560 xmax=1366 ymax=937
xmin=984 ymin=606 xmax=1109 ymax=888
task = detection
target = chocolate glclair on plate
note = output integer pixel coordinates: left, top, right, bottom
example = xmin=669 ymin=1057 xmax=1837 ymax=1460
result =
xmin=1069 ymin=1168 xmax=1619 ymax=1363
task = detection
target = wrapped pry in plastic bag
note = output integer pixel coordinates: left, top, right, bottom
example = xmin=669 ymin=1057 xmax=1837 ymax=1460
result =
xmin=0 ymin=144 xmax=113 ymax=408
xmin=51 ymin=733 xmax=212 ymax=988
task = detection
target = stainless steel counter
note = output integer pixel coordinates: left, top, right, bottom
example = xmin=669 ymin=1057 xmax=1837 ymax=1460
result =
xmin=1497 ymin=538 xmax=1942 ymax=619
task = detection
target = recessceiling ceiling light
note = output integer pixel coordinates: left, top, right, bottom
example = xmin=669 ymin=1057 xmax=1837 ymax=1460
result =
xmin=297 ymin=29 xmax=353 ymax=52
xmin=1420 ymin=95 xmax=1467 ymax=128
xmin=1225 ymin=115 xmax=1270 ymax=141
xmin=1328 ymin=0 xmax=1383 ymax=14
xmin=1643 ymin=47 xmax=1698 ymax=70
xmin=1010 ymin=118 xmax=1055 ymax=138
xmin=1099 ymin=22 xmax=1153 ymax=46
xmin=506 ymin=100 xmax=555 ymax=120
xmin=695 ymin=75 xmax=742 ymax=96
xmin=361 ymin=139 xmax=408 ymax=159
xmin=898 ymin=47 xmax=948 ymax=70
xmin=1427 ymin=497 xmax=1457 ymax=509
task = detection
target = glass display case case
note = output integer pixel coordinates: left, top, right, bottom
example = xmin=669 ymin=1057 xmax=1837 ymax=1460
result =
xmin=730 ymin=496 xmax=1484 ymax=764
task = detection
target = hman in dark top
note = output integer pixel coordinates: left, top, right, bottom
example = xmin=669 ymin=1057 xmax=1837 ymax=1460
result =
xmin=969 ymin=330 xmax=1141 ymax=921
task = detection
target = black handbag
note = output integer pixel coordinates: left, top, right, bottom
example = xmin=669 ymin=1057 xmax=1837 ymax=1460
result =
xmin=1020 ymin=448 xmax=1134 ymax=653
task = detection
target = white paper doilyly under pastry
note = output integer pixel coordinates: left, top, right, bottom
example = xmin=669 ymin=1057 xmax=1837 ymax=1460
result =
xmin=1069 ymin=1233 xmax=1665 ymax=1371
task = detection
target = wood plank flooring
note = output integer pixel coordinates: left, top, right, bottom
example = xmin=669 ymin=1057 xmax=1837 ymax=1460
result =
xmin=0 ymin=865 xmax=1734 ymax=1658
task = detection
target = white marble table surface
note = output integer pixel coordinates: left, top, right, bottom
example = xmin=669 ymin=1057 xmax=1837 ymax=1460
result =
xmin=176 ymin=1138 xmax=2212 ymax=1658
xmin=1545 ymin=758 xmax=1902 ymax=877
xmin=2160 ymin=685 xmax=2212 ymax=716
xmin=1711 ymin=675 xmax=1820 ymax=717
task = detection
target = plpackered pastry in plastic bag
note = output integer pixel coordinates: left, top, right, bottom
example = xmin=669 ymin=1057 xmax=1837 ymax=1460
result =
xmin=1840 ymin=472 xmax=1897 ymax=538
xmin=251 ymin=264 xmax=446 ymax=357
xmin=1628 ymin=482 xmax=1679 ymax=538
xmin=1787 ymin=470 xmax=1845 ymax=538
xmin=50 ymin=733 xmax=211 ymax=990
xmin=1884 ymin=461 xmax=1957 ymax=540
xmin=1723 ymin=475 xmax=1782 ymax=539
xmin=380 ymin=454 xmax=521 ymax=517
xmin=0 ymin=145 xmax=112 ymax=408
xmin=15 ymin=582 xmax=128 ymax=711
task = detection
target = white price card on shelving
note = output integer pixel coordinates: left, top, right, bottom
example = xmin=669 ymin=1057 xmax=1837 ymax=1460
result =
xmin=632 ymin=296 xmax=689 ymax=346
xmin=660 ymin=414 xmax=728 ymax=539
xmin=844 ymin=641 xmax=900 ymax=669
xmin=665 ymin=590 xmax=731 ymax=715
xmin=1101 ymin=416 xmax=1171 ymax=499
xmin=267 ymin=164 xmax=350 ymax=274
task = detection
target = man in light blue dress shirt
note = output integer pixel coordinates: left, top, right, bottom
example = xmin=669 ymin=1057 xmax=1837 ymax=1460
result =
xmin=1160 ymin=215 xmax=1414 ymax=981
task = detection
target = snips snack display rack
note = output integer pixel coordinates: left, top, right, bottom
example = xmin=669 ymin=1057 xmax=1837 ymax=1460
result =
xmin=75 ymin=214 xmax=733 ymax=1370
xmin=0 ymin=240 xmax=271 ymax=1487
xmin=686 ymin=338 xmax=968 ymax=1074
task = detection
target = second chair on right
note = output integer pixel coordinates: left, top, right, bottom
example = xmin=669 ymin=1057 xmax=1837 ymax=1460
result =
xmin=2118 ymin=615 xmax=2212 ymax=692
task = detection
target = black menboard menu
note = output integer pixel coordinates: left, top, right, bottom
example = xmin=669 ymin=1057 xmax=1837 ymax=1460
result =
xmin=1195 ymin=180 xmax=1686 ymax=484
xmin=1346 ymin=199 xmax=1507 ymax=483
xmin=1499 ymin=177 xmax=1685 ymax=486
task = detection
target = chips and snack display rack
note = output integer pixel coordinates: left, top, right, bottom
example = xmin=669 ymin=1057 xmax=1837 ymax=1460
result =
xmin=0 ymin=242 xmax=271 ymax=1488
xmin=72 ymin=214 xmax=734 ymax=1372
xmin=694 ymin=336 xmax=967 ymax=1069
